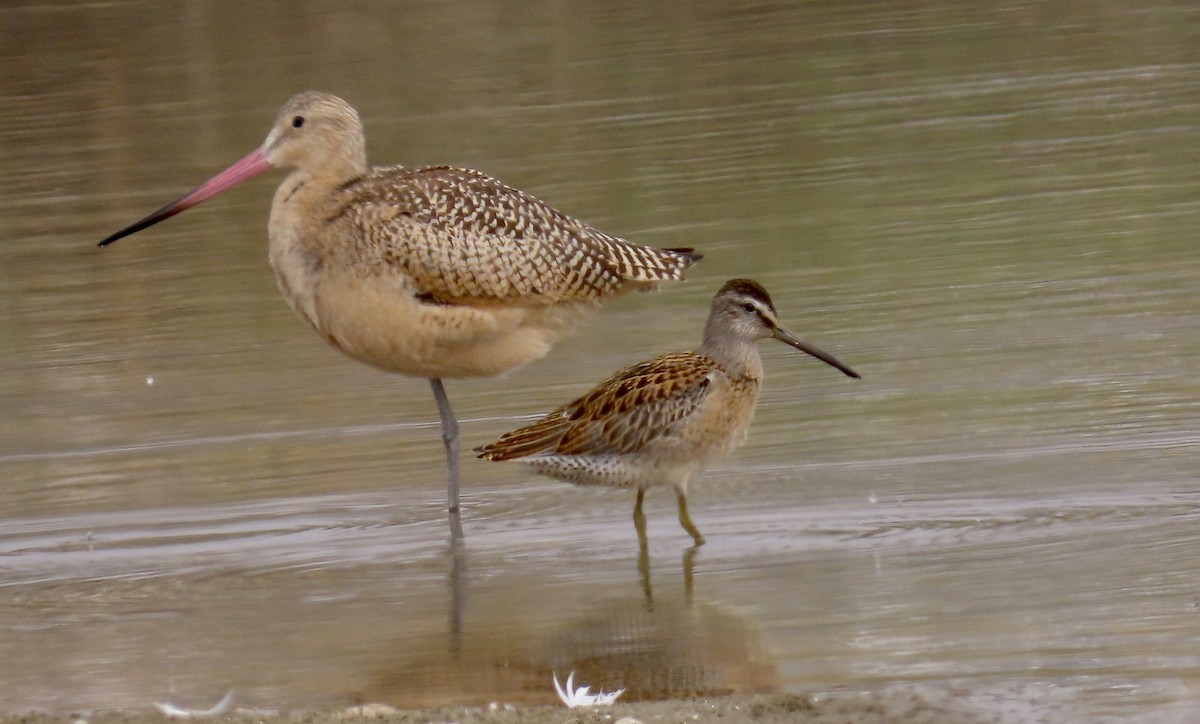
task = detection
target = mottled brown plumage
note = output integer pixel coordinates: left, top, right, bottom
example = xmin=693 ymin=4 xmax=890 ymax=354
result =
xmin=336 ymin=165 xmax=697 ymax=305
xmin=98 ymin=90 xmax=701 ymax=540
xmin=478 ymin=278 xmax=861 ymax=546
xmin=481 ymin=352 xmax=716 ymax=460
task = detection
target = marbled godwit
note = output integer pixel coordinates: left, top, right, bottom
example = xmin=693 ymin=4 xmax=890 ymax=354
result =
xmin=477 ymin=279 xmax=859 ymax=547
xmin=98 ymin=91 xmax=701 ymax=540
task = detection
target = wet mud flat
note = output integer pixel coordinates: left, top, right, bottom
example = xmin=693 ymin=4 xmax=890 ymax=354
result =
xmin=0 ymin=690 xmax=998 ymax=724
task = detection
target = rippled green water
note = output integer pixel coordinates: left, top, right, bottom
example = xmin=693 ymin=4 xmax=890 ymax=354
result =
xmin=2 ymin=1 xmax=1199 ymax=721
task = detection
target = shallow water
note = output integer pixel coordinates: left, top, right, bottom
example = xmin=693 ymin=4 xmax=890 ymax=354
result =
xmin=2 ymin=1 xmax=1200 ymax=721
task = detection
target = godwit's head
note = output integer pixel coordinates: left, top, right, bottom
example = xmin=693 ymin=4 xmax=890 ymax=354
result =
xmin=262 ymin=91 xmax=366 ymax=179
xmin=98 ymin=91 xmax=366 ymax=247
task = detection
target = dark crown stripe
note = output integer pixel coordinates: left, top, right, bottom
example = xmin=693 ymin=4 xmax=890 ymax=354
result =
xmin=718 ymin=278 xmax=775 ymax=313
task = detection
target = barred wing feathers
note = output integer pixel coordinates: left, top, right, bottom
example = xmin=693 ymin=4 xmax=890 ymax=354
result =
xmin=477 ymin=352 xmax=718 ymax=460
xmin=338 ymin=166 xmax=700 ymax=304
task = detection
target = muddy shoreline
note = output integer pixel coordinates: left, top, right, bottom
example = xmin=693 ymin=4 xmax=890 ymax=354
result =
xmin=0 ymin=690 xmax=1000 ymax=724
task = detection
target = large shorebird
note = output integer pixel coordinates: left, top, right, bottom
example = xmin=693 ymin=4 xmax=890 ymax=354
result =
xmin=477 ymin=279 xmax=859 ymax=547
xmin=98 ymin=91 xmax=701 ymax=539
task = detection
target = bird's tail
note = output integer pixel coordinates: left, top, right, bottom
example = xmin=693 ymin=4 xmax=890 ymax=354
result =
xmin=601 ymin=237 xmax=704 ymax=286
xmin=476 ymin=413 xmax=570 ymax=461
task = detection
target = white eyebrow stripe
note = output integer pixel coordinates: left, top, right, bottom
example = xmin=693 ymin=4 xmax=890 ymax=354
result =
xmin=732 ymin=293 xmax=778 ymax=323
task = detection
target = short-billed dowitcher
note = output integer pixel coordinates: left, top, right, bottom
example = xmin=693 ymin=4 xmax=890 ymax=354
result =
xmin=98 ymin=91 xmax=701 ymax=539
xmin=477 ymin=278 xmax=860 ymax=546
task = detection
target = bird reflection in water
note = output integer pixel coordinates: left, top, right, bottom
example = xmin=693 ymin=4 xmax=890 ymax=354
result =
xmin=364 ymin=542 xmax=775 ymax=707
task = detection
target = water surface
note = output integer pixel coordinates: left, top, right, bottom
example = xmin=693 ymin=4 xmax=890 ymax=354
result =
xmin=2 ymin=1 xmax=1199 ymax=721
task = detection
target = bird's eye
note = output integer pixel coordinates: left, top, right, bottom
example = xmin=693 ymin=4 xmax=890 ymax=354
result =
xmin=292 ymin=115 xmax=305 ymax=128
xmin=742 ymin=303 xmax=755 ymax=313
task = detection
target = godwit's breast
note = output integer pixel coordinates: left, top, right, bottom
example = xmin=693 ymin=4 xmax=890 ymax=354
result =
xmin=306 ymin=269 xmax=599 ymax=378
xmin=266 ymin=168 xmax=606 ymax=378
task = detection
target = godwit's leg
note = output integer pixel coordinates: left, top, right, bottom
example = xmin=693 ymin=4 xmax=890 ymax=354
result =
xmin=675 ymin=489 xmax=706 ymax=547
xmin=448 ymin=542 xmax=466 ymax=657
xmin=429 ymin=378 xmax=465 ymax=540
xmin=633 ymin=488 xmax=648 ymax=549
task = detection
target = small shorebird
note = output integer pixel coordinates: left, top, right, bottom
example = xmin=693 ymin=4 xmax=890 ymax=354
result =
xmin=477 ymin=279 xmax=860 ymax=547
xmin=98 ymin=91 xmax=701 ymax=540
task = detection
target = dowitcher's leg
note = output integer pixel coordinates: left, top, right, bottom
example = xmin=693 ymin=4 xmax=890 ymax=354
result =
xmin=634 ymin=488 xmax=653 ymax=606
xmin=638 ymin=538 xmax=653 ymax=608
xmin=430 ymin=378 xmax=465 ymax=540
xmin=675 ymin=489 xmax=706 ymax=547
xmin=682 ymin=546 xmax=697 ymax=604
xmin=633 ymin=488 xmax=648 ymax=549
